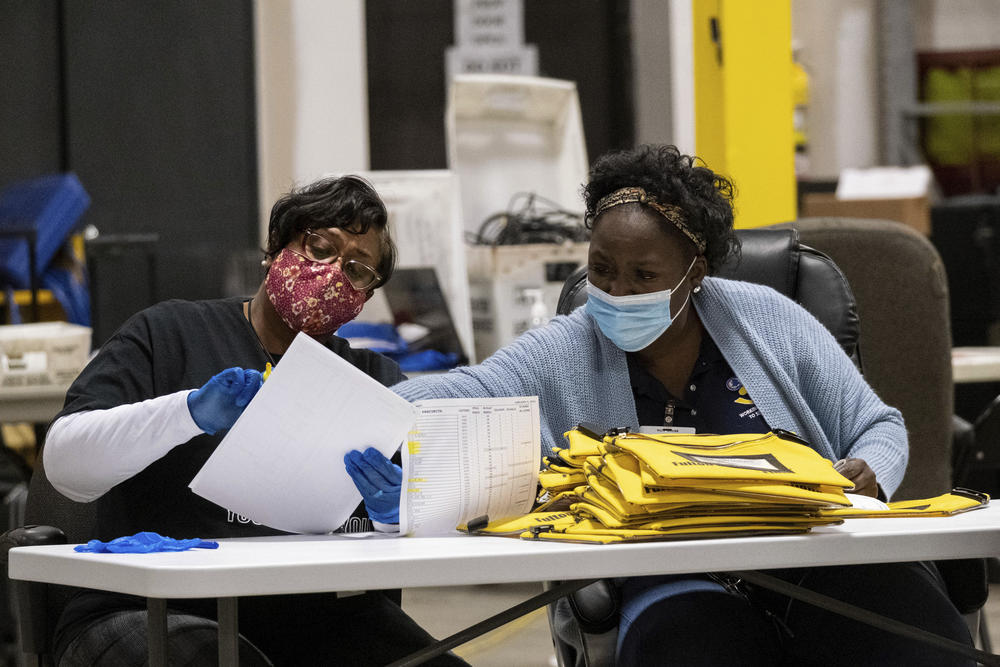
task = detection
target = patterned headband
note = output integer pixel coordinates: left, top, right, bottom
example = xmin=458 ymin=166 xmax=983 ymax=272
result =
xmin=594 ymin=186 xmax=706 ymax=253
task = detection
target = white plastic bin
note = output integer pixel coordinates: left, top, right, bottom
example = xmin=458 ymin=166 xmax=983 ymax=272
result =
xmin=0 ymin=322 xmax=91 ymax=390
xmin=0 ymin=322 xmax=91 ymax=391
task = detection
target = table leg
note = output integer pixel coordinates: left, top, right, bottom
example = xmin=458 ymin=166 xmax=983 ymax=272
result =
xmin=218 ymin=597 xmax=240 ymax=666
xmin=147 ymin=598 xmax=167 ymax=667
xmin=387 ymin=578 xmax=600 ymax=667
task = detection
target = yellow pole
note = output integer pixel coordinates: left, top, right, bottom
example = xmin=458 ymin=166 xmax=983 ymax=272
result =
xmin=692 ymin=0 xmax=796 ymax=228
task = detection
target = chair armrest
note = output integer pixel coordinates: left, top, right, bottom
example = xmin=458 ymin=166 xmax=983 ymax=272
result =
xmin=2 ymin=525 xmax=67 ymax=551
xmin=567 ymin=579 xmax=620 ymax=634
xmin=2 ymin=525 xmax=68 ymax=659
xmin=952 ymin=415 xmax=975 ymax=487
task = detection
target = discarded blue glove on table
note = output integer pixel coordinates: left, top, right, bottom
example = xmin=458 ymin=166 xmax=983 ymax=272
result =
xmin=74 ymin=531 xmax=220 ymax=553
xmin=344 ymin=447 xmax=402 ymax=524
xmin=187 ymin=367 xmax=263 ymax=434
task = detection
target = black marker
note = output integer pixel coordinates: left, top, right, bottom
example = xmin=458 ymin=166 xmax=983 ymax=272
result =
xmin=466 ymin=514 xmax=489 ymax=533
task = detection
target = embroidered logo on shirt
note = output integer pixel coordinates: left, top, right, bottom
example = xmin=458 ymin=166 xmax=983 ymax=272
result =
xmin=727 ymin=377 xmax=754 ymax=405
xmin=734 ymin=386 xmax=754 ymax=405
xmin=726 ymin=376 xmax=761 ymax=420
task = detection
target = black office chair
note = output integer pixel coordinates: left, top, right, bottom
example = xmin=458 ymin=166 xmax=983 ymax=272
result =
xmin=547 ymin=227 xmax=990 ymax=667
xmin=0 ymin=440 xmax=96 ymax=665
xmin=955 ymin=393 xmax=1000 ymax=495
xmin=558 ymin=226 xmax=862 ymax=369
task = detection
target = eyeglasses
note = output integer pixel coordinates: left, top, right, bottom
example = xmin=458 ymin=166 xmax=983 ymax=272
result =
xmin=293 ymin=230 xmax=382 ymax=291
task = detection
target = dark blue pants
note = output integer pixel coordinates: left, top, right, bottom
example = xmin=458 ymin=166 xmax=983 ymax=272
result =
xmin=616 ymin=562 xmax=975 ymax=667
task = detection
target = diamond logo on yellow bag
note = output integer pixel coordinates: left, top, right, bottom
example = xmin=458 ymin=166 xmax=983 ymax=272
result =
xmin=673 ymin=451 xmax=793 ymax=473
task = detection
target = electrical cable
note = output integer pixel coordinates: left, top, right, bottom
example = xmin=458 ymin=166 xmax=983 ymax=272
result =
xmin=470 ymin=192 xmax=588 ymax=246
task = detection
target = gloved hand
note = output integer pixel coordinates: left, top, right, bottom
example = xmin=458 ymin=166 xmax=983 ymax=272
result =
xmin=187 ymin=367 xmax=263 ymax=435
xmin=344 ymin=447 xmax=401 ymax=524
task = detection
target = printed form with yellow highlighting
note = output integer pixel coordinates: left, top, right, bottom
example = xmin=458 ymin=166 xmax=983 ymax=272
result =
xmin=401 ymin=396 xmax=540 ymax=536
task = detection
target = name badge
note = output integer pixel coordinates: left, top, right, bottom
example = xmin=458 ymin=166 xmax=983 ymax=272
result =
xmin=638 ymin=425 xmax=696 ymax=435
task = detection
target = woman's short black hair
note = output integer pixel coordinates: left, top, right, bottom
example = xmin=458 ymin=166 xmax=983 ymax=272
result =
xmin=266 ymin=175 xmax=397 ymax=288
xmin=583 ymin=144 xmax=739 ymax=273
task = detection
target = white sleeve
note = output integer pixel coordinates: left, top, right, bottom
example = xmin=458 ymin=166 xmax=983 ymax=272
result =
xmin=43 ymin=390 xmax=205 ymax=502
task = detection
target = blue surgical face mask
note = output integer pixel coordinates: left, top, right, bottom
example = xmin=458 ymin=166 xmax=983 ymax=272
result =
xmin=585 ymin=256 xmax=698 ymax=352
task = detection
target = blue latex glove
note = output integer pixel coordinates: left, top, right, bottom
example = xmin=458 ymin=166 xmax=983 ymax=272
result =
xmin=344 ymin=447 xmax=401 ymax=524
xmin=187 ymin=367 xmax=263 ymax=434
xmin=74 ymin=531 xmax=219 ymax=553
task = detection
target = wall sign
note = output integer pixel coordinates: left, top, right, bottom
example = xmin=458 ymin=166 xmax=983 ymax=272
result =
xmin=446 ymin=0 xmax=538 ymax=79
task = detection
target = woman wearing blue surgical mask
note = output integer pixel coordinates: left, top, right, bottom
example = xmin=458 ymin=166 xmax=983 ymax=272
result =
xmin=348 ymin=145 xmax=973 ymax=666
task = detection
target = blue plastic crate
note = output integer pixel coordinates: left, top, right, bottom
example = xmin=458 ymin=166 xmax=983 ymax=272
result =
xmin=0 ymin=173 xmax=90 ymax=289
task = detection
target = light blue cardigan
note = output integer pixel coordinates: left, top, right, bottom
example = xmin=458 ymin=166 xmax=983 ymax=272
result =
xmin=393 ymin=277 xmax=908 ymax=498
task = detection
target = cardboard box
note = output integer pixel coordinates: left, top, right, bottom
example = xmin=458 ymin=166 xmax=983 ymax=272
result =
xmin=801 ymin=193 xmax=930 ymax=235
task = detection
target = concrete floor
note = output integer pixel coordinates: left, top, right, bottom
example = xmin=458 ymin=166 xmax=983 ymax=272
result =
xmin=404 ymin=583 xmax=556 ymax=667
xmin=404 ymin=582 xmax=1000 ymax=666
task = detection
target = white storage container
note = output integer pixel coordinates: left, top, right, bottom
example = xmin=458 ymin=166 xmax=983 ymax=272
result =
xmin=447 ymin=74 xmax=590 ymax=359
xmin=446 ymin=74 xmax=589 ymax=238
xmin=467 ymin=242 xmax=588 ymax=362
xmin=0 ymin=322 xmax=91 ymax=390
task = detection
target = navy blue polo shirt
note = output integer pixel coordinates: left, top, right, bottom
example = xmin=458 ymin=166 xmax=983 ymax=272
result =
xmin=627 ymin=333 xmax=771 ymax=435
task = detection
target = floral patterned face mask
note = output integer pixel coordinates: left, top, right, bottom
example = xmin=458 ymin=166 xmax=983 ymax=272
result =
xmin=265 ymin=248 xmax=366 ymax=337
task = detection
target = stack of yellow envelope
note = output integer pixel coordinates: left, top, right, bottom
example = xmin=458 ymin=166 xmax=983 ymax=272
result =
xmin=482 ymin=427 xmax=855 ymax=544
xmin=474 ymin=428 xmax=990 ymax=544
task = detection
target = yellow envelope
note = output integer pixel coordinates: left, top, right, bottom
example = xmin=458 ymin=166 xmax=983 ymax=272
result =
xmin=611 ymin=430 xmax=853 ymax=488
xmin=820 ymin=489 xmax=990 ymax=518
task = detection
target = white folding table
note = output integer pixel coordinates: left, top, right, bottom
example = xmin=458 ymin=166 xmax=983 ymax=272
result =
xmin=10 ymin=504 xmax=1000 ymax=666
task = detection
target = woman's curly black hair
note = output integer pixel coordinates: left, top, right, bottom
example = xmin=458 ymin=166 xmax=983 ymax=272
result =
xmin=266 ymin=175 xmax=397 ymax=288
xmin=583 ymin=144 xmax=740 ymax=273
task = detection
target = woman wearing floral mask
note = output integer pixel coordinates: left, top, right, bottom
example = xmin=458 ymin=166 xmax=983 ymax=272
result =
xmin=349 ymin=145 xmax=973 ymax=666
xmin=42 ymin=176 xmax=466 ymax=666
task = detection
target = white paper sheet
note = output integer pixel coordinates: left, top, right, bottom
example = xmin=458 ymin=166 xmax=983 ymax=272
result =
xmin=189 ymin=332 xmax=417 ymax=534
xmin=835 ymin=165 xmax=933 ymax=200
xmin=400 ymin=396 xmax=540 ymax=536
xmin=844 ymin=493 xmax=890 ymax=511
